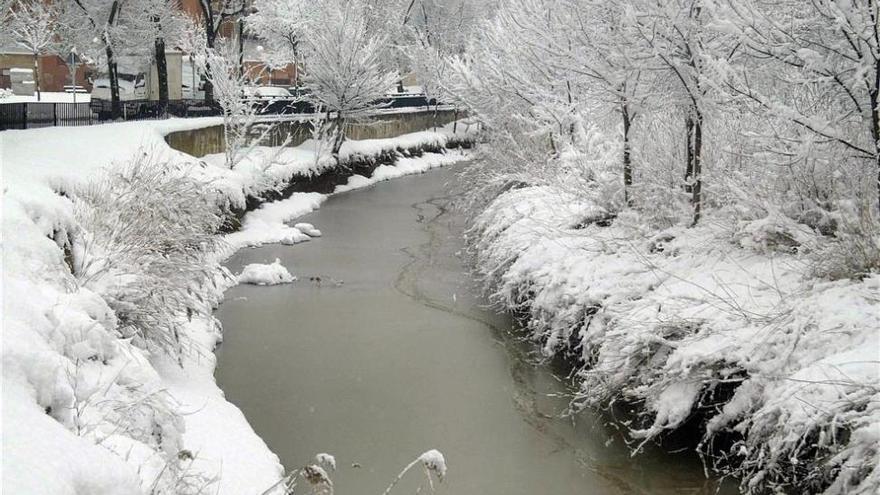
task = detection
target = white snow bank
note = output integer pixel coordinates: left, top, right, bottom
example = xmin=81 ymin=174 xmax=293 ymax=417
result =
xmin=336 ymin=150 xmax=468 ymax=193
xmin=238 ymin=259 xmax=297 ymax=285
xmin=339 ymin=119 xmax=478 ymax=163
xmin=294 ymin=223 xmax=322 ymax=237
xmin=2 ymin=116 xmax=473 ymax=495
xmin=1 ymin=117 xmax=282 ymax=495
xmin=471 ymin=184 xmax=880 ymax=494
xmin=226 ymin=193 xmax=326 ymax=250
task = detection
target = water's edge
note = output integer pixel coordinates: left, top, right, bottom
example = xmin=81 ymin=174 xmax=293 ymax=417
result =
xmin=214 ymin=163 xmax=732 ymax=494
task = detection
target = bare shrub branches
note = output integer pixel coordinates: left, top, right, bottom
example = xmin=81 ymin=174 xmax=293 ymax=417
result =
xmin=71 ymin=151 xmax=232 ymax=358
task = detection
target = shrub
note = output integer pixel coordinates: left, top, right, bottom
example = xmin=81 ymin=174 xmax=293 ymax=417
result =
xmin=70 ymin=151 xmax=233 ymax=358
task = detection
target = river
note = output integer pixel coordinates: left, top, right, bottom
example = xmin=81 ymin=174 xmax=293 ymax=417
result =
xmin=215 ymin=163 xmax=731 ymax=495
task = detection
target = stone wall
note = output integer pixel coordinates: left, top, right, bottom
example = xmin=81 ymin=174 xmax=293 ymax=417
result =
xmin=165 ymin=108 xmax=460 ymax=158
xmin=165 ymin=123 xmax=226 ymax=158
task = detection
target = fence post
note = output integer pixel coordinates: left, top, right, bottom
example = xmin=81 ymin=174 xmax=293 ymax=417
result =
xmin=54 ymin=103 xmax=58 ymax=127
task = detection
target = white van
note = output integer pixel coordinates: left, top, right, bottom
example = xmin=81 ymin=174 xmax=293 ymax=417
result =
xmin=90 ymin=52 xmax=184 ymax=118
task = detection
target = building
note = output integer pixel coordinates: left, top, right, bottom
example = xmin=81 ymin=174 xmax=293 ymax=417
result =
xmin=1 ymin=0 xmax=297 ymax=94
xmin=0 ymin=43 xmax=94 ymax=92
xmin=178 ymin=0 xmax=299 ymax=86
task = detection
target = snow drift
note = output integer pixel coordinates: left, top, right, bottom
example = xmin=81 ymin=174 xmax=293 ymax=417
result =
xmin=238 ymin=259 xmax=297 ymax=286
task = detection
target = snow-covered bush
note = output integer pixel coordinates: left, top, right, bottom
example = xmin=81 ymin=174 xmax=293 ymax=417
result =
xmin=807 ymin=205 xmax=880 ymax=281
xmin=448 ymin=8 xmax=880 ymax=491
xmin=70 ymin=152 xmax=233 ymax=358
xmin=468 ymin=182 xmax=880 ymax=494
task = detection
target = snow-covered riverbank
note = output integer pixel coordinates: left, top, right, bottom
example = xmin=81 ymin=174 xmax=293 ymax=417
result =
xmin=469 ymin=185 xmax=880 ymax=494
xmin=1 ymin=118 xmax=475 ymax=494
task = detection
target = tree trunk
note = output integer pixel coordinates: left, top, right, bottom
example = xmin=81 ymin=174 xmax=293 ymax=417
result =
xmin=872 ymin=60 xmax=880 ymax=213
xmin=32 ymin=53 xmax=41 ymax=101
xmin=684 ymin=114 xmax=694 ymax=193
xmin=154 ymin=35 xmax=169 ymax=116
xmin=203 ymin=19 xmax=216 ymax=103
xmin=332 ymin=114 xmax=346 ymax=158
xmin=691 ymin=113 xmax=703 ymax=226
xmin=622 ymin=102 xmax=633 ymax=206
xmin=106 ymin=45 xmax=121 ymax=119
xmin=238 ymin=18 xmax=245 ymax=78
xmin=105 ymin=1 xmax=122 ymax=119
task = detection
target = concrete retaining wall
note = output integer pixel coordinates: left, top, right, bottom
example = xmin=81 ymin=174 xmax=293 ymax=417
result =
xmin=165 ymin=108 xmax=459 ymax=158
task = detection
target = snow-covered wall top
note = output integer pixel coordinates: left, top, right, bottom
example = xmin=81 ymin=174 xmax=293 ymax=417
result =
xmin=164 ymin=109 xmax=461 ymax=158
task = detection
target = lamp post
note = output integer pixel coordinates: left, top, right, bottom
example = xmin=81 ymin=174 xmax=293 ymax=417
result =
xmin=67 ymin=48 xmax=78 ymax=104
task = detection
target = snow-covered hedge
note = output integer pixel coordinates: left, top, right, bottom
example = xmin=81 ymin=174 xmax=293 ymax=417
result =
xmin=470 ymin=185 xmax=880 ymax=494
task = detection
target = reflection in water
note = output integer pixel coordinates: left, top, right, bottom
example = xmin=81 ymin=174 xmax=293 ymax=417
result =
xmin=215 ymin=163 xmax=732 ymax=495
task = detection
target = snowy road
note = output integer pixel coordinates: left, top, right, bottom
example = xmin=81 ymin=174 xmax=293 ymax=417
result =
xmin=213 ymin=163 xmax=731 ymax=494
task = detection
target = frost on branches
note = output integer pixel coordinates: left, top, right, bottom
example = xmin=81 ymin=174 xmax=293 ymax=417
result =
xmin=446 ymin=0 xmax=880 ymax=493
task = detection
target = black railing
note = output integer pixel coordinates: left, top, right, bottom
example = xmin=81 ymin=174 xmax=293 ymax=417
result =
xmin=1 ymin=95 xmax=442 ymax=131
xmin=0 ymin=102 xmax=94 ymax=130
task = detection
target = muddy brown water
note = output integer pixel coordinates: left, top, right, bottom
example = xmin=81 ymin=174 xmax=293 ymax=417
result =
xmin=215 ymin=163 xmax=733 ymax=495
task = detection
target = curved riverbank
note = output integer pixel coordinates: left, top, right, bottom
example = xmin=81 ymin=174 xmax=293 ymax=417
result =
xmin=467 ymin=184 xmax=880 ymax=494
xmin=214 ymin=163 xmax=732 ymax=494
xmin=0 ymin=117 xmax=476 ymax=494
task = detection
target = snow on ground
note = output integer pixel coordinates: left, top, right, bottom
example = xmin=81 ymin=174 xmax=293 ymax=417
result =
xmin=336 ymin=148 xmax=469 ymax=193
xmin=1 ymin=116 xmax=473 ymax=494
xmin=227 ymin=193 xmax=327 ymax=249
xmin=470 ymin=185 xmax=880 ymax=493
xmin=294 ymin=223 xmax=322 ymax=237
xmin=238 ymin=259 xmax=297 ymax=285
xmin=1 ymin=91 xmax=92 ymax=103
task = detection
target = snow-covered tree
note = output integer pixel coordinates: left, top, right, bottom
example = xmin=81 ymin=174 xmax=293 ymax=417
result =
xmin=62 ymin=0 xmax=122 ymax=116
xmin=246 ymin=0 xmax=311 ymax=73
xmin=295 ymin=0 xmax=399 ymax=157
xmin=183 ymin=22 xmax=288 ymax=170
xmin=125 ymin=0 xmax=187 ymax=114
xmin=5 ymin=0 xmax=58 ymax=101
xmin=60 ymin=0 xmax=147 ymax=118
xmin=628 ymin=0 xmax=737 ymax=225
xmin=446 ymin=0 xmax=631 ymax=215
xmin=712 ymin=0 xmax=880 ymax=215
xmin=446 ymin=2 xmax=880 ymax=494
xmin=400 ymin=0 xmax=487 ymax=128
xmin=192 ymin=0 xmax=248 ymax=103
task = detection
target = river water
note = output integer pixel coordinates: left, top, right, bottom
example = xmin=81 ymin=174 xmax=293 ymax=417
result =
xmin=215 ymin=163 xmax=731 ymax=495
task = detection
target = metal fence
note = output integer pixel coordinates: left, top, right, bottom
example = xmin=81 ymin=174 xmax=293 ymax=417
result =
xmin=0 ymin=95 xmax=440 ymax=131
xmin=0 ymin=102 xmax=95 ymax=130
xmin=0 ymin=100 xmax=223 ymax=131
